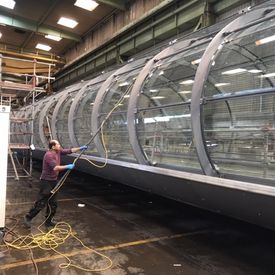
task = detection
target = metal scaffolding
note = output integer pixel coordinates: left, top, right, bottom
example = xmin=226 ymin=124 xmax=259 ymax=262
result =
xmin=0 ymin=55 xmax=54 ymax=180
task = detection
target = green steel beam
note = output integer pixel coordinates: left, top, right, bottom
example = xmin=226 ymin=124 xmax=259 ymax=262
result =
xmin=55 ymin=0 xmax=201 ymax=78
xmin=213 ymin=0 xmax=248 ymax=14
xmin=97 ymin=0 xmax=127 ymax=10
xmin=0 ymin=13 xmax=81 ymax=41
xmin=53 ymin=0 xmax=249 ymax=89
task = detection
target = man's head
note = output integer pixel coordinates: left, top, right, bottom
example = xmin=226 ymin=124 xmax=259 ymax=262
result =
xmin=49 ymin=140 xmax=61 ymax=151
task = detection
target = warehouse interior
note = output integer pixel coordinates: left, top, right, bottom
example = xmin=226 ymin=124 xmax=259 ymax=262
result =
xmin=2 ymin=0 xmax=275 ymax=274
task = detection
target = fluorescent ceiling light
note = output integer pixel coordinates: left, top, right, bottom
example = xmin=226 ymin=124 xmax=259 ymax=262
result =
xmin=154 ymin=117 xmax=169 ymax=122
xmin=45 ymin=34 xmax=62 ymax=41
xmin=123 ymin=95 xmax=130 ymax=98
xmin=221 ymin=68 xmax=247 ymax=75
xmin=118 ymin=82 xmax=129 ymax=87
xmin=144 ymin=117 xmax=170 ymax=123
xmin=149 ymin=89 xmax=159 ymax=93
xmin=191 ymin=58 xmax=201 ymax=65
xmin=152 ymin=96 xmax=165 ymax=99
xmin=0 ymin=0 xmax=15 ymax=9
xmin=248 ymin=69 xmax=262 ymax=73
xmin=180 ymin=80 xmax=194 ymax=85
xmin=259 ymin=73 xmax=275 ymax=78
xmin=178 ymin=91 xmax=191 ymax=94
xmin=255 ymin=35 xmax=275 ymax=46
xmin=74 ymin=0 xmax=98 ymax=11
xmin=144 ymin=114 xmax=192 ymax=124
xmin=57 ymin=17 xmax=78 ymax=28
xmin=214 ymin=83 xmax=230 ymax=87
xmin=36 ymin=43 xmax=51 ymax=51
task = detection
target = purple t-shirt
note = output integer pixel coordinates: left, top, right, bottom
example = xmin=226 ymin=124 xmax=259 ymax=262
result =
xmin=40 ymin=149 xmax=72 ymax=181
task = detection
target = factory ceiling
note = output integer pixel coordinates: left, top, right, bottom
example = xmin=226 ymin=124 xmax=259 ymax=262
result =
xmin=0 ymin=0 xmax=130 ymax=102
xmin=0 ymin=0 xmax=129 ymax=73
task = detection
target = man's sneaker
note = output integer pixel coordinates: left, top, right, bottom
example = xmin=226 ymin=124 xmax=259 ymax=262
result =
xmin=45 ymin=219 xmax=58 ymax=227
xmin=23 ymin=215 xmax=32 ymax=228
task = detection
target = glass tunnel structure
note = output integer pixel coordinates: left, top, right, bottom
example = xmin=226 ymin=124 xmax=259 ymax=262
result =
xmin=12 ymin=3 xmax=275 ymax=230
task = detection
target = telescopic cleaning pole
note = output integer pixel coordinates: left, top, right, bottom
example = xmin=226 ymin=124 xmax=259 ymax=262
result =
xmin=51 ymin=83 xmax=133 ymax=194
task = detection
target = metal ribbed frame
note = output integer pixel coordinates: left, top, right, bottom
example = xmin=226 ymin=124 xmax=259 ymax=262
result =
xmin=91 ymin=59 xmax=147 ymax=158
xmin=68 ymin=74 xmax=110 ymax=147
xmin=191 ymin=6 xmax=275 ymax=176
xmin=51 ymin=83 xmax=83 ymax=143
xmin=127 ymin=38 xmax=208 ymax=165
xmin=38 ymin=93 xmax=63 ymax=148
xmin=33 ymin=100 xmax=47 ymax=147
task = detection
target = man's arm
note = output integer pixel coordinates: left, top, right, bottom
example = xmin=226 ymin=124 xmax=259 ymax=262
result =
xmin=46 ymin=152 xmax=75 ymax=171
xmin=61 ymin=145 xmax=88 ymax=155
xmin=71 ymin=145 xmax=88 ymax=153
xmin=71 ymin=147 xmax=81 ymax=153
xmin=53 ymin=164 xmax=74 ymax=172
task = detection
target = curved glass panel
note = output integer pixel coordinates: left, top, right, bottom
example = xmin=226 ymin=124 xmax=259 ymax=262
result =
xmin=40 ymin=93 xmax=63 ymax=147
xmin=202 ymin=14 xmax=275 ymax=179
xmin=99 ymin=61 xmax=147 ymax=162
xmin=56 ymin=87 xmax=81 ymax=147
xmin=19 ymin=107 xmax=31 ymax=145
xmin=73 ymin=82 xmax=103 ymax=155
xmin=135 ymin=40 xmax=209 ymax=169
xmin=136 ymin=104 xmax=195 ymax=168
xmin=12 ymin=110 xmax=21 ymax=144
xmin=33 ymin=100 xmax=47 ymax=148
xmin=10 ymin=110 xmax=21 ymax=144
xmin=24 ymin=107 xmax=33 ymax=145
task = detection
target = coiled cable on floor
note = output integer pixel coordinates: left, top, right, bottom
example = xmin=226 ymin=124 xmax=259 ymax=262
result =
xmin=3 ymin=221 xmax=112 ymax=272
xmin=1 ymin=217 xmax=39 ymax=275
xmin=1 ymin=83 xmax=133 ymax=273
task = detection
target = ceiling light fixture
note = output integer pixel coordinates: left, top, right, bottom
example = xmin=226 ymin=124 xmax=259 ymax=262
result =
xmin=152 ymin=96 xmax=165 ymax=99
xmin=0 ymin=0 xmax=15 ymax=9
xmin=118 ymin=82 xmax=129 ymax=87
xmin=178 ymin=91 xmax=191 ymax=94
xmin=255 ymin=35 xmax=275 ymax=46
xmin=57 ymin=17 xmax=78 ymax=28
xmin=0 ymin=32 xmax=2 ymax=39
xmin=259 ymin=73 xmax=275 ymax=78
xmin=248 ymin=69 xmax=262 ymax=73
xmin=45 ymin=34 xmax=62 ymax=41
xmin=221 ymin=68 xmax=247 ymax=75
xmin=74 ymin=0 xmax=98 ymax=11
xmin=180 ymin=80 xmax=194 ymax=85
xmin=191 ymin=58 xmax=201 ymax=65
xmin=36 ymin=43 xmax=52 ymax=51
xmin=214 ymin=83 xmax=230 ymax=87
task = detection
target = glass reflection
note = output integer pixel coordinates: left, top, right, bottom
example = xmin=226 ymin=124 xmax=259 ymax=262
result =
xmin=135 ymin=41 xmax=209 ymax=169
xmin=99 ymin=63 xmax=147 ymax=162
xmin=203 ymin=17 xmax=275 ymax=179
xmin=73 ymin=83 xmax=102 ymax=155
xmin=56 ymin=89 xmax=81 ymax=147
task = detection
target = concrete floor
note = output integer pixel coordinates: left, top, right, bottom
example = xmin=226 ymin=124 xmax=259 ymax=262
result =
xmin=1 ymin=164 xmax=275 ymax=274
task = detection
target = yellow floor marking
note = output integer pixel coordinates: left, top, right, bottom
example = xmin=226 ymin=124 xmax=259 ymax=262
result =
xmin=0 ymin=230 xmax=207 ymax=270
